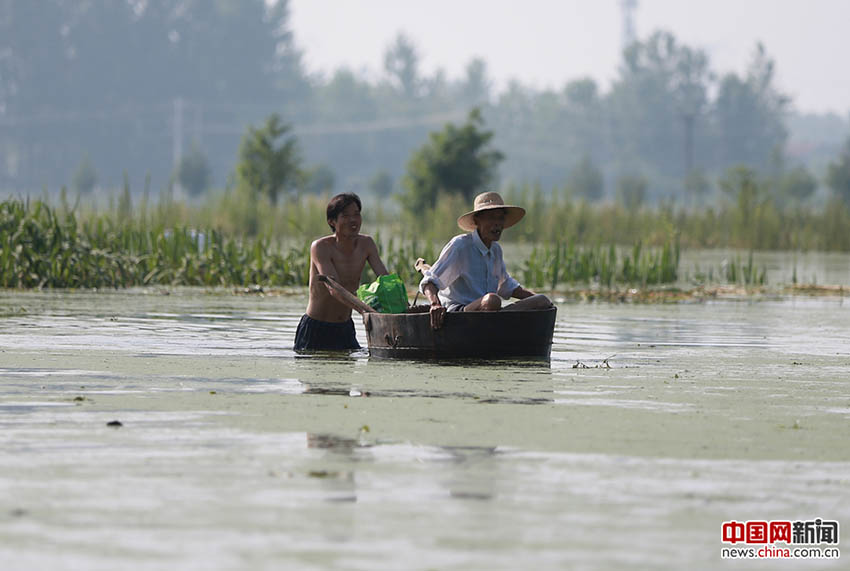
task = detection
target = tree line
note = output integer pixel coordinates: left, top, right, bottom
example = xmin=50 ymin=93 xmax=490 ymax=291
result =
xmin=1 ymin=0 xmax=847 ymax=205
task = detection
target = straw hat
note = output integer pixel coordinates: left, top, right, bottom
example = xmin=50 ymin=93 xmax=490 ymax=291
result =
xmin=457 ymin=191 xmax=526 ymax=231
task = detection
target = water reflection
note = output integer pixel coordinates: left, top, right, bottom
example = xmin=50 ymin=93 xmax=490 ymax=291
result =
xmin=369 ymin=356 xmax=552 ymax=367
xmin=294 ymin=351 xmax=368 ymax=362
xmin=307 ymin=432 xmax=368 ymax=453
xmin=305 ymin=433 xmax=364 ymax=512
xmin=437 ymin=446 xmax=501 ymax=502
xmin=302 ymin=386 xmax=369 ymax=398
xmin=299 ymin=384 xmax=553 ymax=406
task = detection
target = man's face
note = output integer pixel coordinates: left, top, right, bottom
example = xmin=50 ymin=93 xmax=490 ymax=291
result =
xmin=474 ymin=209 xmax=506 ymax=245
xmin=332 ymin=202 xmax=362 ymax=236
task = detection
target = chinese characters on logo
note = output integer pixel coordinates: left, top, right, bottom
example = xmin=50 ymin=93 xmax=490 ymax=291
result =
xmin=722 ymin=519 xmax=839 ymax=545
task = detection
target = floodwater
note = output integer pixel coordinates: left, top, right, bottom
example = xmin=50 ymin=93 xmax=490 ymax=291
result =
xmin=0 ymin=289 xmax=848 ymax=570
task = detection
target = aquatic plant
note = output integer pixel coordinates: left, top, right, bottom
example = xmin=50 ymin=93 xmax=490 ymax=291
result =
xmin=519 ymin=238 xmax=681 ymax=289
xmin=0 ymin=197 xmax=779 ymax=291
xmin=33 ymin=174 xmax=850 ymax=254
xmin=496 ymin=183 xmax=850 ymax=252
xmin=684 ymin=253 xmax=767 ymax=287
xmin=0 ymin=199 xmax=463 ymax=290
xmin=0 ymin=198 xmax=311 ymax=289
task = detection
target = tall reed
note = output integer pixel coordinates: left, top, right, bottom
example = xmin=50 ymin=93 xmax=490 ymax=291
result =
xmin=0 ymin=198 xmax=311 ymax=289
xmin=0 ymin=197 xmax=777 ymax=291
xmin=520 ymin=239 xmax=680 ymax=290
xmin=48 ymin=183 xmax=850 ymax=252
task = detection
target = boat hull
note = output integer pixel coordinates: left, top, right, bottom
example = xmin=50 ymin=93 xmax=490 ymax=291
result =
xmin=363 ymin=307 xmax=557 ymax=360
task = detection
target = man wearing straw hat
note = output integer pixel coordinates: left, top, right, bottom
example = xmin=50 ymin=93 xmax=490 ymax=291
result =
xmin=419 ymin=191 xmax=553 ymax=329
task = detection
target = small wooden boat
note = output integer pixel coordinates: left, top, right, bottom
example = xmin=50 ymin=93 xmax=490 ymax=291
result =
xmin=316 ymin=273 xmax=557 ymax=360
xmin=363 ymin=307 xmax=557 ymax=359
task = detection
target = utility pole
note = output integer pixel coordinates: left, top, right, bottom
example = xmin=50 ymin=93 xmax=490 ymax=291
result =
xmin=192 ymin=102 xmax=203 ymax=147
xmin=620 ymin=0 xmax=638 ymax=51
xmin=172 ymin=97 xmax=184 ymax=196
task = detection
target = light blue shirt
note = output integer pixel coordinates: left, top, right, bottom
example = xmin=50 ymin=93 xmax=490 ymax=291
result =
xmin=419 ymin=231 xmax=521 ymax=308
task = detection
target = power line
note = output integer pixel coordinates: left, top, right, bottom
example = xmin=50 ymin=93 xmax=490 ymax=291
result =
xmin=0 ymin=102 xmax=467 ymax=136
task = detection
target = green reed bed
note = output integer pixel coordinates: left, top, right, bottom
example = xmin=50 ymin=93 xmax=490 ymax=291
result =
xmin=0 ymin=198 xmax=769 ymax=291
xmin=498 ymin=184 xmax=850 ymax=253
xmin=0 ymin=198 xmax=311 ymax=289
xmin=682 ymin=251 xmax=767 ymax=287
xmin=520 ymin=239 xmax=768 ymax=290
xmin=520 ymin=239 xmax=680 ymax=290
xmin=47 ymin=179 xmax=850 ymax=254
xmin=0 ymin=198 xmax=435 ymax=290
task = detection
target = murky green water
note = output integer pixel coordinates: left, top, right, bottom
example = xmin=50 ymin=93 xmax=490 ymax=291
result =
xmin=1 ymin=289 xmax=849 ymax=570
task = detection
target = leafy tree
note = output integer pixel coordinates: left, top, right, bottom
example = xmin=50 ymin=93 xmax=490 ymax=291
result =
xmin=616 ymin=173 xmax=648 ymax=209
xmin=422 ymin=68 xmax=450 ymax=105
xmin=685 ymin=168 xmax=711 ymax=204
xmin=487 ymin=82 xmax=536 ymax=182
xmin=720 ymin=166 xmax=761 ymax=199
xmin=564 ymin=78 xmax=600 ymax=108
xmin=826 ymin=137 xmax=850 ymax=204
xmin=719 ymin=166 xmax=763 ymax=237
xmin=71 ymin=155 xmax=98 ymax=194
xmin=779 ymin=165 xmax=817 ymax=204
xmin=489 ymin=78 xmax=606 ymax=190
xmin=608 ymin=31 xmax=713 ymax=181
xmin=174 ymin=144 xmax=212 ymax=197
xmin=459 ymin=58 xmax=492 ymax=106
xmin=300 ymin=164 xmax=336 ymax=194
xmin=383 ymin=33 xmax=421 ymax=98
xmin=670 ymin=45 xmax=713 ymax=174
xmin=568 ymin=156 xmax=605 ymax=201
xmin=317 ymin=68 xmax=377 ymax=121
xmin=713 ymin=43 xmax=789 ymax=171
xmin=368 ymin=170 xmax=394 ymax=198
xmin=236 ymin=114 xmax=300 ymax=205
xmin=563 ymin=78 xmax=606 ymax=159
xmin=2 ymin=0 xmax=308 ymax=190
xmin=402 ymin=109 xmax=504 ymax=213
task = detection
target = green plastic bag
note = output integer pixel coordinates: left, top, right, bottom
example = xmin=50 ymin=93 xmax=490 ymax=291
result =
xmin=356 ymin=273 xmax=408 ymax=314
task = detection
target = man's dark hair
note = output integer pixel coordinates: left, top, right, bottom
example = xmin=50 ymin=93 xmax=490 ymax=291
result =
xmin=326 ymin=192 xmax=362 ymax=231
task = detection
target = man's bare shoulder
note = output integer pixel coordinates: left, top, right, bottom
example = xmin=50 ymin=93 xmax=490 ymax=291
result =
xmin=311 ymin=235 xmax=336 ymax=251
xmin=357 ymin=234 xmax=378 ymax=248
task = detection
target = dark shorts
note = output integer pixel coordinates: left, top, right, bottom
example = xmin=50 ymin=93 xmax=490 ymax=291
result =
xmin=294 ymin=314 xmax=360 ymax=352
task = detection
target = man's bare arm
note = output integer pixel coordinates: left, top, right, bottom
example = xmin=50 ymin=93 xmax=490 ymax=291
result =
xmin=511 ymin=285 xmax=536 ymax=299
xmin=423 ymin=282 xmax=446 ymax=329
xmin=365 ymin=236 xmax=389 ymax=276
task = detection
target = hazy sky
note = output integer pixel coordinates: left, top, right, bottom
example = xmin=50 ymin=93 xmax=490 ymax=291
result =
xmin=289 ymin=0 xmax=850 ymax=115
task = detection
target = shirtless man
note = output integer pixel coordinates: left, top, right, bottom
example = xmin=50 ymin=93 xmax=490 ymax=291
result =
xmin=294 ymin=193 xmax=389 ymax=352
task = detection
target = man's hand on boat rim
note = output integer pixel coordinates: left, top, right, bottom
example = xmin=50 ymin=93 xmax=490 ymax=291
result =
xmin=429 ymin=302 xmax=446 ymax=330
